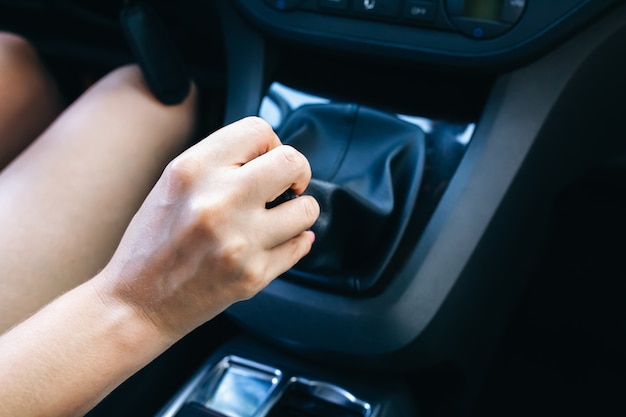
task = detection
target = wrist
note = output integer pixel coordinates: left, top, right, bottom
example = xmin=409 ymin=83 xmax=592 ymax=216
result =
xmin=0 ymin=274 xmax=177 ymax=417
xmin=87 ymin=272 xmax=179 ymax=351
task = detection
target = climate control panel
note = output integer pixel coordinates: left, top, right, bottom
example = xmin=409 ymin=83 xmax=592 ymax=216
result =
xmin=261 ymin=0 xmax=527 ymax=39
xmin=233 ymin=0 xmax=620 ymax=68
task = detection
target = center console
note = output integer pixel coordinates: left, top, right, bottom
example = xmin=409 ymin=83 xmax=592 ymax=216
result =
xmin=156 ymin=336 xmax=417 ymax=417
xmin=155 ymin=0 xmax=626 ymax=416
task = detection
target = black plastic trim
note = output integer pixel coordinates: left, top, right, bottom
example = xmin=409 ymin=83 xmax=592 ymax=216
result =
xmin=232 ymin=0 xmax=622 ymax=71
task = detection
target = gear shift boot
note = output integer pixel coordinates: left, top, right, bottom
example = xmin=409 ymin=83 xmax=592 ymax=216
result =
xmin=278 ymin=103 xmax=426 ymax=294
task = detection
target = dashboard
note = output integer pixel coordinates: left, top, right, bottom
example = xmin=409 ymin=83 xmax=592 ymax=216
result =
xmin=231 ymin=0 xmax=621 ymax=69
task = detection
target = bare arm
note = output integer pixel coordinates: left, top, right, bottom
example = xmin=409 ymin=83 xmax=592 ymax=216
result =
xmin=0 ymin=279 xmax=169 ymax=417
xmin=0 ymin=116 xmax=320 ymax=417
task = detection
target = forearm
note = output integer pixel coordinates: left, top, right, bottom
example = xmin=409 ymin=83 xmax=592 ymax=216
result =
xmin=0 ymin=275 xmax=172 ymax=417
xmin=0 ymin=116 xmax=319 ymax=417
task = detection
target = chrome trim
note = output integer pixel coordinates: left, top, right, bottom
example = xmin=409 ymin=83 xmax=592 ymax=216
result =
xmin=155 ymin=355 xmax=374 ymax=417
xmin=286 ymin=376 xmax=372 ymax=417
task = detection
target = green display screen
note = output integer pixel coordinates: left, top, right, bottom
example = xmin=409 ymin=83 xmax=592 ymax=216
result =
xmin=463 ymin=0 xmax=503 ymax=21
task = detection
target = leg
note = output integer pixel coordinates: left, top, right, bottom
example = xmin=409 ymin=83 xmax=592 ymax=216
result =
xmin=0 ymin=64 xmax=198 ymax=332
xmin=0 ymin=32 xmax=64 ymax=171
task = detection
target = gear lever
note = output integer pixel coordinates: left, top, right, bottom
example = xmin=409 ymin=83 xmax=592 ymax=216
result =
xmin=277 ymin=103 xmax=426 ymax=294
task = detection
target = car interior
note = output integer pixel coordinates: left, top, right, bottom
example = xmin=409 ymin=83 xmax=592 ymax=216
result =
xmin=1 ymin=0 xmax=626 ymax=416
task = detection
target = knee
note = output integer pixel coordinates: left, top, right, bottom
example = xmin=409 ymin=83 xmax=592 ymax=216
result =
xmin=0 ymin=32 xmax=61 ymax=102
xmin=100 ymin=64 xmax=197 ymax=110
xmin=0 ymin=32 xmax=34 ymax=58
xmin=0 ymin=32 xmax=39 ymax=74
xmin=87 ymin=64 xmax=199 ymax=151
xmin=97 ymin=64 xmax=198 ymax=130
xmin=0 ymin=31 xmax=63 ymax=113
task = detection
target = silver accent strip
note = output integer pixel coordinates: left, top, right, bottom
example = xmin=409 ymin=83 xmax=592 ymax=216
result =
xmin=286 ymin=376 xmax=372 ymax=417
xmin=155 ymin=355 xmax=282 ymax=417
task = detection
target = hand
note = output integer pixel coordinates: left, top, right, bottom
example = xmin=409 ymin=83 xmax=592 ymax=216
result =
xmin=94 ymin=116 xmax=320 ymax=340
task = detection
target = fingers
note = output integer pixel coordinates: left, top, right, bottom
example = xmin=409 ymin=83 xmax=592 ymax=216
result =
xmin=230 ymin=135 xmax=318 ymax=250
xmin=196 ymin=117 xmax=319 ymax=285
xmin=239 ymin=144 xmax=313 ymax=202
xmin=191 ymin=116 xmax=283 ymax=168
xmin=182 ymin=116 xmax=310 ymax=201
xmin=260 ymin=230 xmax=316 ymax=285
xmin=185 ymin=115 xmax=319 ymax=244
xmin=97 ymin=116 xmax=320 ymax=339
xmin=260 ymin=194 xmax=320 ymax=249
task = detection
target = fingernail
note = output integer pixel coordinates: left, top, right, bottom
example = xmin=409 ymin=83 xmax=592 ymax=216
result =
xmin=306 ymin=230 xmax=316 ymax=244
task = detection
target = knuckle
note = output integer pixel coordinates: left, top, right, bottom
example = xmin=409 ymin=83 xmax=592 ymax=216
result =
xmin=278 ymin=145 xmax=307 ymax=173
xmin=218 ymin=239 xmax=246 ymax=269
xmin=188 ymin=197 xmax=227 ymax=237
xmin=237 ymin=268 xmax=265 ymax=300
xmin=241 ymin=116 xmax=273 ymax=135
xmin=300 ymin=195 xmax=321 ymax=224
xmin=164 ymin=154 xmax=198 ymax=192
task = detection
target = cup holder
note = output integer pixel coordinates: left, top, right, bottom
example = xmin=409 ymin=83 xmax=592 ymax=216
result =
xmin=266 ymin=377 xmax=371 ymax=417
xmin=156 ymin=355 xmax=372 ymax=417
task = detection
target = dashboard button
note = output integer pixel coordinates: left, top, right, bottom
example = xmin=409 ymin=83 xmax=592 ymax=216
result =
xmin=403 ymin=1 xmax=437 ymax=22
xmin=352 ymin=0 xmax=401 ymax=18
